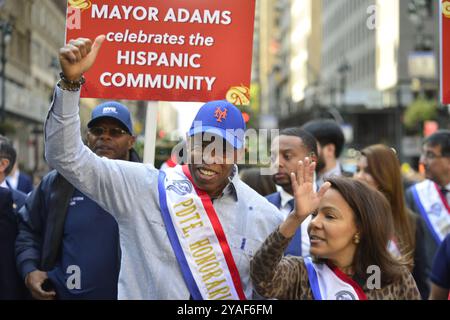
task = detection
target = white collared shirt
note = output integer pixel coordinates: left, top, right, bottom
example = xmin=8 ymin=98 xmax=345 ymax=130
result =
xmin=6 ymin=170 xmax=19 ymax=190
xmin=279 ymin=188 xmax=312 ymax=257
xmin=0 ymin=180 xmax=8 ymax=188
xmin=279 ymin=188 xmax=294 ymax=217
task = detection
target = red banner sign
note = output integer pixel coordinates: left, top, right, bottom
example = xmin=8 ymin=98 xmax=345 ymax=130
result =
xmin=441 ymin=1 xmax=450 ymax=104
xmin=65 ymin=0 xmax=255 ymax=104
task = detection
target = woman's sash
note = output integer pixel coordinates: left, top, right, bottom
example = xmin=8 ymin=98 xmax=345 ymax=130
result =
xmin=304 ymin=257 xmax=367 ymax=300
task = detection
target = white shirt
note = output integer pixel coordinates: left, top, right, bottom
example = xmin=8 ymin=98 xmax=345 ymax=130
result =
xmin=279 ymin=188 xmax=294 ymax=217
xmin=0 ymin=180 xmax=8 ymax=188
xmin=6 ymin=170 xmax=19 ymax=190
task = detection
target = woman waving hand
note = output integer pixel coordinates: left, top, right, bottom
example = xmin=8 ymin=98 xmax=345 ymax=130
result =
xmin=250 ymin=158 xmax=420 ymax=300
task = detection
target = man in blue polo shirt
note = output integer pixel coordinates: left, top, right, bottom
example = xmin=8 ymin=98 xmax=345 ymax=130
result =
xmin=16 ymin=102 xmax=140 ymax=299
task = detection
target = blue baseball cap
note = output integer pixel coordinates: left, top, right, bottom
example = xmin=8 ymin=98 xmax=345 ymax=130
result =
xmin=188 ymin=100 xmax=246 ymax=149
xmin=88 ymin=101 xmax=133 ymax=134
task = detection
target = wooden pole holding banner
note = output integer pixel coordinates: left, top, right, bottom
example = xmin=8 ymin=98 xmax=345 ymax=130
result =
xmin=143 ymin=102 xmax=158 ymax=165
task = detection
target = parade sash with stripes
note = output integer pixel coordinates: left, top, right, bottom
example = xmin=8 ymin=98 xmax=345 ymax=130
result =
xmin=158 ymin=165 xmax=246 ymax=300
xmin=304 ymin=257 xmax=367 ymax=300
xmin=411 ymin=180 xmax=450 ymax=245
xmin=165 ymin=155 xmax=177 ymax=168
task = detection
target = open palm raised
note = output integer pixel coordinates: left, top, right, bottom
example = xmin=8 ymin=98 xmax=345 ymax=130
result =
xmin=290 ymin=157 xmax=331 ymax=222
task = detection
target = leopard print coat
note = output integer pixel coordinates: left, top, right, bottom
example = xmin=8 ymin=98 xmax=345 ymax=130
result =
xmin=250 ymin=229 xmax=421 ymax=300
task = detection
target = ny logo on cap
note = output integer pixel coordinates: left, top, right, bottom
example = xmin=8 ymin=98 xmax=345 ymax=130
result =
xmin=214 ymin=107 xmax=228 ymax=123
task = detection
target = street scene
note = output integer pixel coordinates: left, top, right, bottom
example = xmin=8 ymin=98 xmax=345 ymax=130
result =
xmin=0 ymin=0 xmax=449 ymax=303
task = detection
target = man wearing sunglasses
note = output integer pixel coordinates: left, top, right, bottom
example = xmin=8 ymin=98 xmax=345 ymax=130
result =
xmin=16 ymin=101 xmax=139 ymax=300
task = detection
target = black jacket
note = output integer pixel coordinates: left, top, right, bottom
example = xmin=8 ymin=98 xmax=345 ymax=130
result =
xmin=4 ymin=181 xmax=27 ymax=213
xmin=15 ymin=149 xmax=141 ymax=280
xmin=409 ymin=213 xmax=431 ymax=300
xmin=0 ymin=187 xmax=27 ymax=299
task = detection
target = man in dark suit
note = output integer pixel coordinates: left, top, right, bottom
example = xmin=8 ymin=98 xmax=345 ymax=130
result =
xmin=0 ymin=136 xmax=26 ymax=211
xmin=0 ymin=187 xmax=26 ymax=299
xmin=0 ymin=135 xmax=27 ymax=299
xmin=266 ymin=128 xmax=318 ymax=256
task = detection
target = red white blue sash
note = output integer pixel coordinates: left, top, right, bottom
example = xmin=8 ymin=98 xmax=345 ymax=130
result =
xmin=158 ymin=165 xmax=246 ymax=300
xmin=304 ymin=257 xmax=367 ymax=300
xmin=411 ymin=180 xmax=450 ymax=245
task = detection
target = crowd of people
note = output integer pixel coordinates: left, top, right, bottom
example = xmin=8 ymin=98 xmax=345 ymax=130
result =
xmin=0 ymin=35 xmax=449 ymax=300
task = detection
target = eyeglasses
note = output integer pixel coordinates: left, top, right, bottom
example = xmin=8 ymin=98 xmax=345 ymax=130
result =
xmin=88 ymin=127 xmax=129 ymax=137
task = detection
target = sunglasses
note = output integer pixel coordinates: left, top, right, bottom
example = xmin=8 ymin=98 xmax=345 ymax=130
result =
xmin=88 ymin=126 xmax=129 ymax=137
